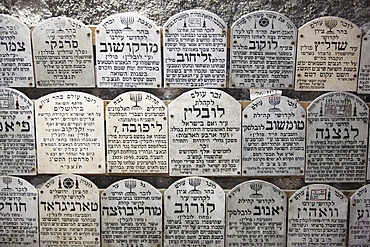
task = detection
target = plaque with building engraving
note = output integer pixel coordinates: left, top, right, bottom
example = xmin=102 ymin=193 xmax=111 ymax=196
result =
xmin=242 ymin=95 xmax=305 ymax=176
xmin=163 ymin=9 xmax=227 ymax=88
xmin=164 ymin=177 xmax=225 ymax=246
xmin=0 ymin=14 xmax=34 ymax=87
xmin=0 ymin=88 xmax=36 ymax=175
xmin=226 ymin=180 xmax=287 ymax=246
xmin=287 ymin=184 xmax=348 ymax=246
xmin=39 ymin=174 xmax=100 ymax=246
xmin=349 ymin=184 xmax=370 ymax=246
xmin=306 ymin=92 xmax=368 ymax=183
xmin=230 ymin=10 xmax=297 ymax=88
xmin=101 ymin=179 xmax=162 ymax=246
xmin=295 ymin=16 xmax=361 ymax=91
xmin=32 ymin=16 xmax=94 ymax=87
xmin=106 ymin=91 xmax=168 ymax=174
xmin=169 ymin=89 xmax=241 ymax=176
xmin=0 ymin=176 xmax=39 ymax=246
xmin=96 ymin=13 xmax=161 ymax=87
xmin=35 ymin=91 xmax=105 ymax=174
xmin=358 ymin=30 xmax=370 ymax=93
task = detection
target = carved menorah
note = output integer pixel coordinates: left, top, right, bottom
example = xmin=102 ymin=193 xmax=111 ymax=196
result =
xmin=130 ymin=93 xmax=142 ymax=110
xmin=124 ymin=180 xmax=137 ymax=196
xmin=268 ymin=96 xmax=281 ymax=112
xmin=189 ymin=178 xmax=201 ymax=192
xmin=325 ymin=19 xmax=338 ymax=34
xmin=2 ymin=177 xmax=12 ymax=190
xmin=250 ymin=181 xmax=263 ymax=198
xmin=121 ymin=16 xmax=134 ymax=30
xmin=54 ymin=18 xmax=66 ymax=32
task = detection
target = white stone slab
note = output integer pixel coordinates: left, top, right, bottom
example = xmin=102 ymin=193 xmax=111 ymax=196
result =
xmin=287 ymin=184 xmax=348 ymax=246
xmin=169 ymin=89 xmax=241 ymax=176
xmin=0 ymin=88 xmax=36 ymax=175
xmin=164 ymin=177 xmax=225 ymax=246
xmin=295 ymin=16 xmax=361 ymax=91
xmin=106 ymin=91 xmax=168 ymax=174
xmin=358 ymin=30 xmax=370 ymax=93
xmin=96 ymin=13 xmax=161 ymax=87
xmin=163 ymin=9 xmax=227 ymax=88
xmin=35 ymin=91 xmax=105 ymax=174
xmin=306 ymin=92 xmax=368 ymax=183
xmin=230 ymin=10 xmax=297 ymax=89
xmin=32 ymin=16 xmax=94 ymax=87
xmin=0 ymin=176 xmax=39 ymax=246
xmin=101 ymin=179 xmax=162 ymax=246
xmin=39 ymin=174 xmax=100 ymax=246
xmin=226 ymin=180 xmax=287 ymax=246
xmin=0 ymin=14 xmax=34 ymax=87
xmin=242 ymin=96 xmax=305 ymax=176
xmin=349 ymin=184 xmax=370 ymax=246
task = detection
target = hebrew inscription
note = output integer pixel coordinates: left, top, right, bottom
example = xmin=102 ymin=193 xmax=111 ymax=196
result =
xmin=32 ymin=16 xmax=94 ymax=87
xmin=164 ymin=177 xmax=225 ymax=246
xmin=35 ymin=92 xmax=105 ymax=174
xmin=163 ymin=9 xmax=227 ymax=87
xmin=0 ymin=176 xmax=39 ymax=246
xmin=101 ymin=179 xmax=162 ymax=246
xmin=306 ymin=92 xmax=368 ymax=183
xmin=96 ymin=13 xmax=161 ymax=87
xmin=0 ymin=88 xmax=36 ymax=175
xmin=39 ymin=174 xmax=100 ymax=246
xmin=349 ymin=184 xmax=370 ymax=246
xmin=295 ymin=16 xmax=361 ymax=91
xmin=226 ymin=180 xmax=287 ymax=246
xmin=288 ymin=184 xmax=348 ymax=246
xmin=169 ymin=89 xmax=241 ymax=176
xmin=106 ymin=91 xmax=168 ymax=174
xmin=230 ymin=10 xmax=297 ymax=88
xmin=358 ymin=30 xmax=370 ymax=93
xmin=0 ymin=14 xmax=34 ymax=87
xmin=242 ymin=96 xmax=305 ymax=176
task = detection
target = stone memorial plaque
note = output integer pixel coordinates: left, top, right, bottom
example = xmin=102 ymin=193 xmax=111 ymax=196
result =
xmin=226 ymin=180 xmax=286 ymax=246
xmin=230 ymin=10 xmax=297 ymax=89
xmin=0 ymin=88 xmax=36 ymax=175
xmin=32 ymin=16 xmax=94 ymax=87
xmin=358 ymin=30 xmax=370 ymax=93
xmin=35 ymin=91 xmax=105 ymax=174
xmin=349 ymin=184 xmax=370 ymax=246
xmin=101 ymin=179 xmax=162 ymax=246
xmin=39 ymin=174 xmax=100 ymax=246
xmin=164 ymin=177 xmax=225 ymax=246
xmin=0 ymin=14 xmax=34 ymax=87
xmin=242 ymin=95 xmax=305 ymax=176
xmin=295 ymin=16 xmax=361 ymax=91
xmin=96 ymin=13 xmax=161 ymax=88
xmin=0 ymin=176 xmax=39 ymax=246
xmin=306 ymin=92 xmax=368 ymax=183
xmin=287 ymin=184 xmax=348 ymax=246
xmin=169 ymin=89 xmax=241 ymax=176
xmin=163 ymin=9 xmax=227 ymax=88
xmin=106 ymin=91 xmax=168 ymax=174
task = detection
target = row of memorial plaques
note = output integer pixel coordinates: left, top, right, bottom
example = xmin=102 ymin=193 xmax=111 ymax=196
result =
xmin=2 ymin=12 xmax=370 ymax=92
xmin=1 ymin=175 xmax=370 ymax=246
xmin=1 ymin=87 xmax=370 ymax=182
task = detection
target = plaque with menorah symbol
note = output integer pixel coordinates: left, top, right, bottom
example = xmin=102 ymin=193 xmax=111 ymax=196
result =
xmin=32 ymin=16 xmax=95 ymax=88
xmin=164 ymin=177 xmax=225 ymax=247
xmin=101 ymin=179 xmax=163 ymax=246
xmin=0 ymin=176 xmax=39 ymax=246
xmin=0 ymin=88 xmax=36 ymax=175
xmin=0 ymin=14 xmax=34 ymax=87
xmin=295 ymin=16 xmax=361 ymax=92
xmin=226 ymin=180 xmax=287 ymax=246
xmin=96 ymin=13 xmax=162 ymax=88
